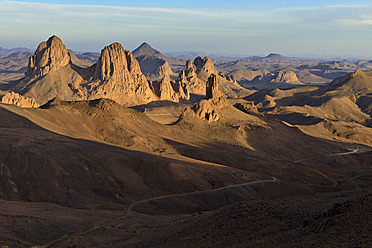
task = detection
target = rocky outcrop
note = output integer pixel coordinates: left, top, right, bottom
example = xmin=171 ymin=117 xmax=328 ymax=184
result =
xmin=194 ymin=56 xmax=218 ymax=77
xmin=272 ymin=70 xmax=302 ymax=84
xmin=177 ymin=56 xmax=250 ymax=98
xmin=185 ymin=60 xmax=197 ymax=78
xmin=1 ymin=92 xmax=40 ymax=108
xmin=206 ymin=74 xmax=225 ymax=100
xmin=174 ymin=81 xmax=190 ymax=100
xmin=6 ymin=35 xmax=199 ymax=107
xmin=226 ymin=75 xmax=237 ymax=83
xmin=150 ymin=75 xmax=189 ymax=102
xmin=178 ymin=57 xmax=219 ymax=96
xmin=181 ymin=74 xmax=228 ymax=122
xmin=87 ymin=42 xmax=158 ymax=105
xmin=233 ymin=102 xmax=260 ymax=115
xmin=25 ymin=35 xmax=71 ymax=78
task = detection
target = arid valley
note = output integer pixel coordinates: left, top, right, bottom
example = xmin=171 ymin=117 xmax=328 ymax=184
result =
xmin=0 ymin=1 xmax=372 ymax=247
xmin=0 ymin=34 xmax=370 ymax=247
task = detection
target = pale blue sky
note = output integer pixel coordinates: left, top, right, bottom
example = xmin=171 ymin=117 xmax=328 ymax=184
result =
xmin=1 ymin=0 xmax=372 ymax=58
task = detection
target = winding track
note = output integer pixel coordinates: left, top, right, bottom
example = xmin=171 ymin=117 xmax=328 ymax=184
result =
xmin=294 ymin=147 xmax=371 ymax=163
xmin=35 ymin=147 xmax=372 ymax=247
xmin=36 ymin=177 xmax=277 ymax=247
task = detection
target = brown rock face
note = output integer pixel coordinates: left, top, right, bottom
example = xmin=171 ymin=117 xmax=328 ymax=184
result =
xmin=8 ymin=36 xmax=186 ymax=106
xmin=183 ymin=74 xmax=228 ymax=122
xmin=272 ymin=70 xmax=302 ymax=84
xmin=87 ymin=42 xmax=158 ymax=105
xmin=1 ymin=92 xmax=40 ymax=108
xmin=185 ymin=59 xmax=197 ymax=78
xmin=233 ymin=102 xmax=260 ymax=115
xmin=194 ymin=56 xmax=217 ymax=76
xmin=151 ymin=75 xmax=179 ymax=101
xmin=93 ymin=42 xmax=141 ymax=81
xmin=206 ymin=74 xmax=225 ymax=101
xmin=177 ymin=56 xmax=250 ymax=98
xmin=150 ymin=75 xmax=190 ymax=102
xmin=174 ymin=81 xmax=190 ymax=100
xmin=26 ymin=35 xmax=71 ymax=78
xmin=226 ymin=75 xmax=237 ymax=83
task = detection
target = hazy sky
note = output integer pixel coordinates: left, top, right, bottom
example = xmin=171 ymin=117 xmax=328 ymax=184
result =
xmin=1 ymin=0 xmax=372 ymax=58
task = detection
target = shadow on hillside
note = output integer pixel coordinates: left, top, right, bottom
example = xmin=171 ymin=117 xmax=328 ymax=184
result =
xmin=0 ymin=105 xmax=240 ymax=209
xmin=130 ymin=100 xmax=192 ymax=112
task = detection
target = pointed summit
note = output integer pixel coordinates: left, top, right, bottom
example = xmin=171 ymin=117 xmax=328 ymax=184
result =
xmin=194 ymin=56 xmax=218 ymax=76
xmin=26 ymin=35 xmax=71 ymax=78
xmin=93 ymin=42 xmax=142 ymax=82
xmin=132 ymin=42 xmax=165 ymax=59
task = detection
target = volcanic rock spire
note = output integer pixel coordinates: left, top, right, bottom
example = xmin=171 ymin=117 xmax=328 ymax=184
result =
xmin=26 ymin=35 xmax=71 ymax=78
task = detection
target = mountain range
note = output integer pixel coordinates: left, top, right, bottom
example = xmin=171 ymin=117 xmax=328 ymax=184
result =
xmin=0 ymin=35 xmax=371 ymax=247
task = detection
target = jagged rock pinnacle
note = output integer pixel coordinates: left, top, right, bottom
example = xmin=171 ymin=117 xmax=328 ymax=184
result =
xmin=26 ymin=35 xmax=71 ymax=78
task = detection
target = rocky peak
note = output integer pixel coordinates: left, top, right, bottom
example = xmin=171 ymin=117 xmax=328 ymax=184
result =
xmin=234 ymin=102 xmax=260 ymax=115
xmin=93 ymin=42 xmax=142 ymax=82
xmin=153 ymin=75 xmax=178 ymax=101
xmin=206 ymin=74 xmax=225 ymax=100
xmin=132 ymin=42 xmax=165 ymax=59
xmin=194 ymin=56 xmax=217 ymax=75
xmin=150 ymin=75 xmax=190 ymax=102
xmin=185 ymin=59 xmax=197 ymax=78
xmin=87 ymin=42 xmax=159 ymax=105
xmin=263 ymin=53 xmax=289 ymax=63
xmin=26 ymin=35 xmax=71 ymax=78
xmin=183 ymin=74 xmax=227 ymax=122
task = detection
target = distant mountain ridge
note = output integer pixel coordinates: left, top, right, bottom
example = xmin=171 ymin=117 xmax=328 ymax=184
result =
xmin=0 ymin=46 xmax=33 ymax=57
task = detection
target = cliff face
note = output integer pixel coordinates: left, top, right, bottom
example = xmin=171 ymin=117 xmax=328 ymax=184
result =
xmin=1 ymin=92 xmax=40 ymax=108
xmin=88 ymin=42 xmax=158 ymax=105
xmin=178 ymin=56 xmax=249 ymax=98
xmin=150 ymin=75 xmax=190 ymax=102
xmin=25 ymin=35 xmax=71 ymax=78
xmin=181 ymin=74 xmax=228 ymax=122
xmin=194 ymin=56 xmax=218 ymax=77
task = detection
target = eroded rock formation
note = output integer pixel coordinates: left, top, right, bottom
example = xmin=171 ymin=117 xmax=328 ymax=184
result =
xmin=272 ymin=70 xmax=302 ymax=84
xmin=7 ymin=36 xmax=190 ymax=106
xmin=25 ymin=35 xmax=71 ymax=78
xmin=181 ymin=74 xmax=228 ymax=122
xmin=150 ymin=75 xmax=190 ymax=102
xmin=1 ymin=92 xmax=40 ymax=108
xmin=233 ymin=102 xmax=260 ymax=115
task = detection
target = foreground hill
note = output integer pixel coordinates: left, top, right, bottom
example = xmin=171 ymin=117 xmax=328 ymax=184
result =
xmin=0 ymin=74 xmax=371 ymax=246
